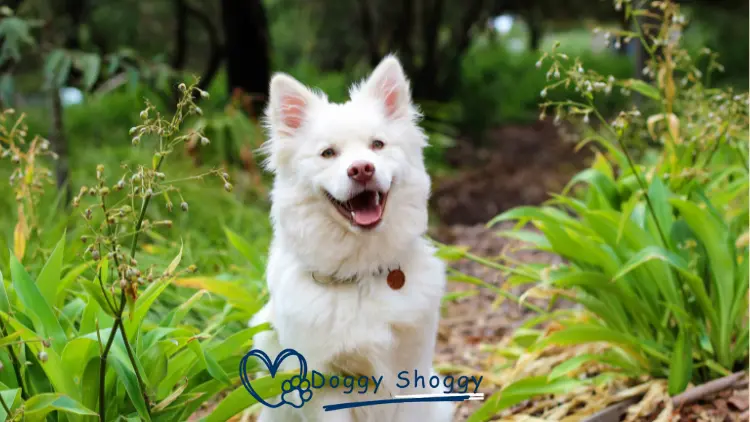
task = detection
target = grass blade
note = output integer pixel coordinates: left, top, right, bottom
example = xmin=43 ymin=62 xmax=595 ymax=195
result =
xmin=8 ymin=252 xmax=67 ymax=353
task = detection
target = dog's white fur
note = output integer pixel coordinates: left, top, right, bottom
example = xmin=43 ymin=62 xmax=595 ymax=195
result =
xmin=250 ymin=55 xmax=453 ymax=422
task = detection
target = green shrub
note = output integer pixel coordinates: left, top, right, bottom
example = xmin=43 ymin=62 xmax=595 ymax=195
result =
xmin=457 ymin=42 xmax=633 ymax=141
xmin=460 ymin=1 xmax=748 ymax=419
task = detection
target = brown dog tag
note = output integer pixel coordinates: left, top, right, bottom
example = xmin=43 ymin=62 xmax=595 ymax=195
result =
xmin=387 ymin=269 xmax=405 ymax=290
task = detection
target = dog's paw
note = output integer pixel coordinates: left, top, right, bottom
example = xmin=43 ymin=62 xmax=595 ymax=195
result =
xmin=280 ymin=375 xmax=313 ymax=408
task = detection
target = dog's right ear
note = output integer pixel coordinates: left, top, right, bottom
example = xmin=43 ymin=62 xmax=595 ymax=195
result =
xmin=267 ymin=73 xmax=317 ymax=137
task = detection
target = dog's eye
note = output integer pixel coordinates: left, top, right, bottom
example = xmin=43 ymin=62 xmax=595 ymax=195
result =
xmin=371 ymin=139 xmax=385 ymax=150
xmin=320 ymin=148 xmax=337 ymax=158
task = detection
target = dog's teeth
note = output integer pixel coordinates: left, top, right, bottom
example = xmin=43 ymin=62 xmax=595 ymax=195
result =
xmin=350 ymin=211 xmax=355 ymax=219
xmin=374 ymin=193 xmax=380 ymax=206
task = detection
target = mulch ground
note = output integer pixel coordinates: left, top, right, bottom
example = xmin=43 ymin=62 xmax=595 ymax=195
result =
xmin=430 ymin=119 xmax=590 ymax=226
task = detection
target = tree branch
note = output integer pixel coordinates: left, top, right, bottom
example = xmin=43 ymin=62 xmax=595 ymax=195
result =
xmin=184 ymin=3 xmax=224 ymax=93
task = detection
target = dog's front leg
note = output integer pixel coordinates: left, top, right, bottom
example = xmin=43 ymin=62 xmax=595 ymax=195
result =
xmin=297 ymin=391 xmax=355 ymax=422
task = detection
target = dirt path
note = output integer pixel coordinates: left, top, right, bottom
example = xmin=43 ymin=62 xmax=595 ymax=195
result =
xmin=431 ymin=223 xmax=566 ymax=420
xmin=431 ymin=119 xmax=590 ymax=225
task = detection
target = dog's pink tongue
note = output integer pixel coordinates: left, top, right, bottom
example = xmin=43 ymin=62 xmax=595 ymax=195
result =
xmin=352 ymin=206 xmax=382 ymax=226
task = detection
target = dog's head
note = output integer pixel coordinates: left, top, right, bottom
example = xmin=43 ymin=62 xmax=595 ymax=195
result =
xmin=262 ymin=55 xmax=430 ymax=250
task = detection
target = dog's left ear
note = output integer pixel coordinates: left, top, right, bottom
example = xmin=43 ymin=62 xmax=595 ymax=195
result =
xmin=363 ymin=55 xmax=411 ymax=119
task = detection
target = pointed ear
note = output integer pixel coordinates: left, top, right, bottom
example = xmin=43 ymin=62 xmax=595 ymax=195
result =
xmin=267 ymin=73 xmax=317 ymax=136
xmin=363 ymin=55 xmax=412 ymax=119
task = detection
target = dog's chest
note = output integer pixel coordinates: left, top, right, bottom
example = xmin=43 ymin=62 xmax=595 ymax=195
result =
xmin=269 ymin=255 xmax=444 ymax=365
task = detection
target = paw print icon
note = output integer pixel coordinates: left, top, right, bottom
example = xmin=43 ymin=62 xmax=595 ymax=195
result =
xmin=281 ymin=375 xmax=313 ymax=408
xmin=240 ymin=348 xmax=313 ymax=409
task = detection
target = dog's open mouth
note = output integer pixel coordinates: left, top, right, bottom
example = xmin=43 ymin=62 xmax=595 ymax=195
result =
xmin=325 ymin=190 xmax=388 ymax=229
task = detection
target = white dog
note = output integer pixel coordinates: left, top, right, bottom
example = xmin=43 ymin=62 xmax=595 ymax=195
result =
xmin=250 ymin=55 xmax=454 ymax=422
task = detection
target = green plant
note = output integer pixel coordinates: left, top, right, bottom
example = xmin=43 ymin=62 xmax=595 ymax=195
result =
xmin=462 ymin=0 xmax=748 ymax=419
xmin=456 ymin=41 xmax=633 ymax=140
xmin=0 ymin=81 xmax=288 ymax=421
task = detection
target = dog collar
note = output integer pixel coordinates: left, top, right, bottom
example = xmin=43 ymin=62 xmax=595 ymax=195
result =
xmin=310 ymin=265 xmax=404 ymax=290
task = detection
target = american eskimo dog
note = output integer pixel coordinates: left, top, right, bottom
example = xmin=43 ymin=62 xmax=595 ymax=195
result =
xmin=250 ymin=55 xmax=454 ymax=422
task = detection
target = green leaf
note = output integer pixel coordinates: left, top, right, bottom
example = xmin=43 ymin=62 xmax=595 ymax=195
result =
xmin=56 ymin=261 xmax=94 ymax=307
xmin=204 ymin=372 xmax=298 ymax=422
xmin=434 ymin=245 xmax=469 ymax=262
xmin=645 ymin=177 xmax=673 ymax=246
xmin=110 ymin=354 xmax=152 ymax=421
xmin=8 ymin=252 xmax=67 ymax=353
xmin=79 ymin=53 xmax=100 ymax=91
xmin=55 ymin=54 xmax=73 ymax=88
xmin=43 ymin=49 xmax=66 ymax=85
xmin=564 ymin=168 xmax=620 ymax=210
xmin=142 ymin=343 xmax=169 ymax=391
xmin=61 ymin=338 xmax=100 ymax=391
xmin=670 ymin=198 xmax=735 ymax=367
xmin=467 ymin=376 xmax=586 ymax=422
xmin=668 ymin=327 xmax=692 ymax=395
xmin=224 ymin=227 xmax=265 ymax=273
xmin=0 ymin=388 xmax=21 ymax=421
xmin=187 ymin=341 xmax=231 ymax=386
xmin=106 ymin=54 xmax=120 ymax=75
xmin=123 ymin=273 xmax=175 ymax=338
xmin=80 ymin=280 xmax=115 ymax=317
xmin=208 ymin=323 xmax=272 ymax=362
xmin=531 ymin=324 xmax=666 ymax=366
xmin=23 ymin=393 xmax=97 ymax=422
xmin=0 ymin=269 xmax=10 ymax=313
xmin=627 ymin=79 xmax=660 ymax=100
xmin=173 ymin=277 xmax=261 ymax=314
xmin=0 ymin=17 xmax=35 ymax=64
xmin=0 ymin=311 xmax=77 ymax=398
xmin=548 ymin=354 xmax=602 ymax=380
xmin=161 ymin=289 xmax=206 ymax=328
xmin=495 ymin=230 xmax=551 ymax=250
xmin=164 ymin=243 xmax=183 ymax=277
xmin=37 ymin=233 xmax=65 ymax=307
xmin=614 ymin=245 xmax=716 ymax=327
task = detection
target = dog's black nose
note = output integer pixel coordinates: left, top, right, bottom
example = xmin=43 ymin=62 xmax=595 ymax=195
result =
xmin=347 ymin=161 xmax=375 ymax=183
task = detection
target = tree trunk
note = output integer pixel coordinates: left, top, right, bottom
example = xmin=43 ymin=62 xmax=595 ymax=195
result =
xmin=51 ymin=90 xmax=71 ymax=205
xmin=220 ymin=0 xmax=271 ymax=118
xmin=527 ymin=7 xmax=543 ymax=51
xmin=414 ymin=0 xmax=444 ymax=99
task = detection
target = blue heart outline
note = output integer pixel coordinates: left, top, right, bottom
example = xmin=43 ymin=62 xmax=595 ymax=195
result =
xmin=239 ymin=348 xmax=309 ymax=408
